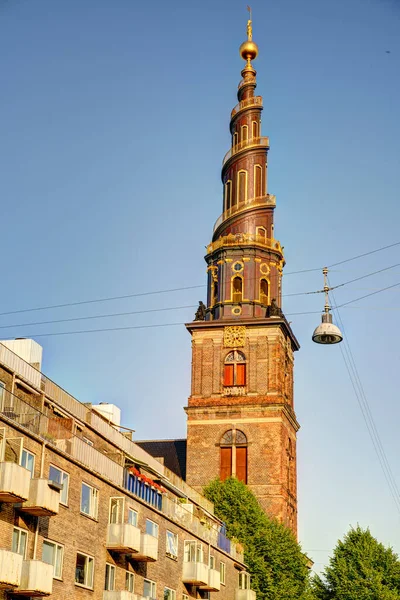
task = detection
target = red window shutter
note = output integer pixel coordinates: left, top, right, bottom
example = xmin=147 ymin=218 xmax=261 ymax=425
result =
xmin=236 ymin=447 xmax=247 ymax=483
xmin=224 ymin=364 xmax=234 ymax=386
xmin=220 ymin=447 xmax=232 ymax=481
xmin=236 ymin=363 xmax=246 ymax=386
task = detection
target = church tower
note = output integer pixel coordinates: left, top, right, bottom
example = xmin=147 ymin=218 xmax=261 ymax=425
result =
xmin=185 ymin=14 xmax=300 ymax=535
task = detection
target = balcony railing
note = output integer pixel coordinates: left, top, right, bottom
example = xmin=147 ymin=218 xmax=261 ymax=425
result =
xmin=103 ymin=593 xmax=139 ymax=600
xmin=182 ymin=561 xmax=209 ymax=586
xmin=0 ymin=343 xmax=41 ymax=390
xmin=235 ymin=590 xmax=257 ymax=600
xmin=13 ymin=559 xmax=53 ymax=596
xmin=0 ymin=548 xmax=23 ymax=589
xmin=222 ymin=136 xmax=269 ymax=167
xmin=207 ymin=233 xmax=283 ymax=256
xmin=231 ymin=96 xmax=263 ymax=118
xmin=213 ymin=195 xmax=276 ymax=233
xmin=19 ymin=478 xmax=60 ymax=516
xmin=0 ymin=461 xmax=31 ymax=503
xmin=201 ymin=568 xmax=221 ymax=592
xmin=106 ymin=523 xmax=141 ymax=554
xmin=133 ymin=533 xmax=158 ymax=562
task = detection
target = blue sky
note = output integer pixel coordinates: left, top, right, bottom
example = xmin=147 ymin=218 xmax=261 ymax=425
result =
xmin=1 ymin=0 xmax=400 ymax=573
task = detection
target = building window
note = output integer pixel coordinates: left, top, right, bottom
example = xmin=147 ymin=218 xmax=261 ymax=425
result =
xmin=81 ymin=483 xmax=98 ymax=519
xmin=12 ymin=527 xmax=28 ymax=557
xmin=220 ymin=561 xmax=226 ymax=585
xmin=42 ymin=540 xmax=64 ymax=579
xmin=109 ymin=497 xmax=124 ymax=524
xmin=239 ymin=572 xmax=251 ymax=589
xmin=225 ymin=180 xmax=232 ymax=211
xmin=20 ymin=448 xmax=35 ymax=478
xmin=164 ymin=588 xmax=176 ymax=600
xmin=241 ymin=124 xmax=248 ymax=142
xmin=252 ymin=120 xmax=259 ymax=139
xmin=49 ymin=465 xmax=69 ymax=505
xmin=237 ymin=170 xmax=247 ymax=205
xmin=232 ymin=276 xmax=243 ymax=303
xmin=223 ymin=350 xmax=246 ymax=386
xmin=146 ymin=519 xmax=159 ymax=538
xmin=184 ymin=541 xmax=204 ymax=563
xmin=104 ymin=563 xmax=116 ymax=591
xmin=126 ymin=571 xmax=135 ymax=592
xmin=166 ymin=530 xmax=178 ymax=558
xmin=143 ymin=579 xmax=156 ymax=600
xmin=256 ymin=226 xmax=267 ymax=240
xmin=128 ymin=507 xmax=138 ymax=527
xmin=260 ymin=279 xmax=269 ymax=305
xmin=254 ymin=164 xmax=263 ymax=197
xmin=75 ymin=552 xmax=94 ymax=589
xmin=209 ymin=555 xmax=215 ymax=569
xmin=83 ymin=437 xmax=94 ymax=447
xmin=220 ymin=429 xmax=248 ymax=483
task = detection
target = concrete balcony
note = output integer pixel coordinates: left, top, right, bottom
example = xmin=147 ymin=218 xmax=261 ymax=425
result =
xmin=182 ymin=561 xmax=209 ymax=586
xmin=13 ymin=560 xmax=53 ymax=596
xmin=235 ymin=590 xmax=256 ymax=600
xmin=106 ymin=523 xmax=141 ymax=554
xmin=0 ymin=548 xmax=23 ymax=589
xmin=133 ymin=533 xmax=158 ymax=562
xmin=19 ymin=479 xmax=60 ymax=516
xmin=103 ymin=593 xmax=139 ymax=600
xmin=0 ymin=461 xmax=31 ymax=503
xmin=201 ymin=568 xmax=221 ymax=592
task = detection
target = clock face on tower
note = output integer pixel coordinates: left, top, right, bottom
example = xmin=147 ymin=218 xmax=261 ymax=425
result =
xmin=224 ymin=326 xmax=246 ymax=348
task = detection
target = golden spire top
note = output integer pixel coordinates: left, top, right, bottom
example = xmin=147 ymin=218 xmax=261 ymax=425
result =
xmin=240 ymin=5 xmax=258 ymax=63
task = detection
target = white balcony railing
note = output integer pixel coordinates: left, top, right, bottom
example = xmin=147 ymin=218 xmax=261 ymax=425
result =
xmin=182 ymin=561 xmax=209 ymax=586
xmin=106 ymin=523 xmax=141 ymax=554
xmin=0 ymin=548 xmax=23 ymax=588
xmin=0 ymin=462 xmax=31 ymax=503
xmin=13 ymin=560 xmax=53 ymax=596
xmin=20 ymin=479 xmax=60 ymax=516
xmin=201 ymin=568 xmax=221 ymax=592
xmin=235 ymin=590 xmax=257 ymax=600
xmin=133 ymin=534 xmax=158 ymax=562
xmin=103 ymin=593 xmax=139 ymax=600
xmin=0 ymin=343 xmax=41 ymax=390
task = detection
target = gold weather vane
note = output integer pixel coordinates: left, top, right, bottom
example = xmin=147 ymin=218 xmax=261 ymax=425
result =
xmin=246 ymin=5 xmax=253 ymax=40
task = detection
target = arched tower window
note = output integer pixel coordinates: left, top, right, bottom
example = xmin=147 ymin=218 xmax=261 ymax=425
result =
xmin=260 ymin=279 xmax=269 ymax=305
xmin=233 ymin=132 xmax=239 ymax=147
xmin=232 ymin=276 xmax=243 ymax=303
xmin=224 ymin=180 xmax=232 ymax=211
xmin=252 ymin=121 xmax=258 ymax=139
xmin=241 ymin=125 xmax=248 ymax=142
xmin=220 ymin=428 xmax=248 ymax=483
xmin=254 ymin=164 xmax=263 ymax=197
xmin=237 ymin=170 xmax=247 ymax=205
xmin=256 ymin=226 xmax=266 ymax=240
xmin=223 ymin=350 xmax=246 ymax=387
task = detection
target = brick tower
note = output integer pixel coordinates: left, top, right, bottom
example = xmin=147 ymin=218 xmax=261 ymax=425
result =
xmin=185 ymin=14 xmax=300 ymax=535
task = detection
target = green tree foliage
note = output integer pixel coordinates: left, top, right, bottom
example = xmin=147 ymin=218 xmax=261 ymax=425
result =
xmin=312 ymin=525 xmax=400 ymax=600
xmin=203 ymin=477 xmax=311 ymax=600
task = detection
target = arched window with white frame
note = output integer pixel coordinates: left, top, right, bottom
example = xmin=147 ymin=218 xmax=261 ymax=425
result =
xmin=237 ymin=170 xmax=247 ymax=205
xmin=254 ymin=164 xmax=263 ymax=197
xmin=220 ymin=428 xmax=248 ymax=483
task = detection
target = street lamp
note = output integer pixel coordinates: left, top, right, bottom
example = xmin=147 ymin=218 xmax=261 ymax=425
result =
xmin=312 ymin=267 xmax=343 ymax=345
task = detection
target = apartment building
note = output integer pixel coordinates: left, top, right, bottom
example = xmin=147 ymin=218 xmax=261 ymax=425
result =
xmin=0 ymin=339 xmax=254 ymax=600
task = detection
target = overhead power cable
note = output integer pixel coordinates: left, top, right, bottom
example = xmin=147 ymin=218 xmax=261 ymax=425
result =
xmin=328 ymin=279 xmax=400 ymax=515
xmin=0 ymin=240 xmax=398 ymax=318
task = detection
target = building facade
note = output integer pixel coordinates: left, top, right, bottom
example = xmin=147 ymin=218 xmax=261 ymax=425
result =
xmin=0 ymin=339 xmax=253 ymax=599
xmin=184 ymin=19 xmax=300 ymax=534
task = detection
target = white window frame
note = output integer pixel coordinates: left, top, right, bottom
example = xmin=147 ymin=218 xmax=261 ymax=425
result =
xmin=239 ymin=571 xmax=251 ymax=589
xmin=209 ymin=554 xmax=215 ymax=569
xmin=80 ymin=482 xmax=98 ymax=519
xmin=164 ymin=587 xmax=176 ymax=600
xmin=143 ymin=578 xmax=156 ymax=599
xmin=184 ymin=540 xmax=204 ymax=563
xmin=104 ymin=563 xmax=116 ymax=591
xmin=12 ymin=526 xmax=28 ymax=557
xmin=166 ymin=530 xmax=178 ymax=559
xmin=125 ymin=570 xmax=134 ymax=592
xmin=128 ymin=507 xmax=138 ymax=527
xmin=49 ymin=464 xmax=69 ymax=505
xmin=145 ymin=518 xmax=159 ymax=538
xmin=42 ymin=539 xmax=64 ymax=580
xmin=109 ymin=497 xmax=124 ymax=524
xmin=20 ymin=448 xmax=35 ymax=478
xmin=75 ymin=551 xmax=94 ymax=589
xmin=220 ymin=561 xmax=226 ymax=585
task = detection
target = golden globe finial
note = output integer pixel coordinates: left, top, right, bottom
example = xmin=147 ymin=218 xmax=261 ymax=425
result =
xmin=240 ymin=6 xmax=259 ymax=62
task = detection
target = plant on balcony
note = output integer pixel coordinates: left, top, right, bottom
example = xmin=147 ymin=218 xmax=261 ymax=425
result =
xmin=204 ymin=477 xmax=311 ymax=600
